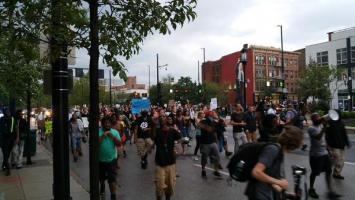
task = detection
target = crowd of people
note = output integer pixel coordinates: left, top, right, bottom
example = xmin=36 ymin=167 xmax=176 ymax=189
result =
xmin=0 ymin=100 xmax=351 ymax=200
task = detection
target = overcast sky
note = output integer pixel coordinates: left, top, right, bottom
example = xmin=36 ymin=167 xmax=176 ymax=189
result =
xmin=75 ymin=0 xmax=355 ymax=86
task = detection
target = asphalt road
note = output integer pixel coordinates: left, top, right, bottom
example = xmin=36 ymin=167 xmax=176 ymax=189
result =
xmin=68 ymin=127 xmax=355 ymax=200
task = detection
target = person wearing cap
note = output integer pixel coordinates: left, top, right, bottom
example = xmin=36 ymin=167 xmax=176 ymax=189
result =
xmin=307 ymin=113 xmax=341 ymax=199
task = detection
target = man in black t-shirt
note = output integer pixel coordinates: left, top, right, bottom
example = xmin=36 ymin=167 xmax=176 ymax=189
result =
xmin=198 ymin=111 xmax=221 ymax=178
xmin=134 ymin=110 xmax=154 ymax=169
xmin=230 ymin=104 xmax=247 ymax=154
xmin=154 ymin=115 xmax=181 ymax=200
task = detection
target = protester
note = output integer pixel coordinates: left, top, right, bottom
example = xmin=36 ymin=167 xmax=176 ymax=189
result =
xmin=308 ymin=113 xmax=341 ymax=199
xmin=325 ymin=110 xmax=351 ymax=180
xmin=199 ymin=111 xmax=222 ymax=178
xmin=0 ymin=109 xmax=16 ymax=176
xmin=245 ymin=126 xmax=304 ymax=200
xmin=134 ymin=110 xmax=154 ymax=169
xmin=99 ymin=116 xmax=121 ymax=200
xmin=69 ymin=112 xmax=84 ymax=162
xmin=10 ymin=110 xmax=27 ymax=169
xmin=193 ymin=111 xmax=204 ymax=161
xmin=230 ymin=104 xmax=247 ymax=154
xmin=213 ymin=111 xmax=232 ymax=157
xmin=245 ymin=106 xmax=257 ymax=142
xmin=154 ymin=115 xmax=181 ymax=200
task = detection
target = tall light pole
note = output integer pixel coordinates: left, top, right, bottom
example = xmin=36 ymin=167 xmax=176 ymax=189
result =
xmin=240 ymin=44 xmax=248 ymax=109
xmin=109 ymin=69 xmax=112 ymax=105
xmin=198 ymin=60 xmax=200 ymax=85
xmin=147 ymin=65 xmax=151 ymax=90
xmin=156 ymin=53 xmax=168 ymax=106
xmin=278 ymin=25 xmax=285 ymax=102
xmin=201 ymin=48 xmax=206 ymax=63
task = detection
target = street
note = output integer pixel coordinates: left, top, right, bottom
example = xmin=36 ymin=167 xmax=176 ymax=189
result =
xmin=68 ymin=127 xmax=355 ymax=200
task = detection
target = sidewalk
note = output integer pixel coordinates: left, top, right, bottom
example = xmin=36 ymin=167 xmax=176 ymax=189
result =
xmin=0 ymin=144 xmax=89 ymax=200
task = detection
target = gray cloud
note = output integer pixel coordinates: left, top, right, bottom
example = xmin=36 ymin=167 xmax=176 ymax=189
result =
xmin=73 ymin=0 xmax=355 ymax=86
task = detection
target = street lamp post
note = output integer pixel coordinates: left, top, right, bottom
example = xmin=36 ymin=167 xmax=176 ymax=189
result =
xmin=109 ymin=69 xmax=112 ymax=105
xmin=278 ymin=25 xmax=285 ymax=102
xmin=238 ymin=44 xmax=248 ymax=109
xmin=156 ymin=53 xmax=168 ymax=106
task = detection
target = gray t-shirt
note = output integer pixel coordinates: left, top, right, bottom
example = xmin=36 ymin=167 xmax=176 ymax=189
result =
xmin=246 ymin=144 xmax=283 ymax=200
xmin=308 ymin=125 xmax=328 ymax=157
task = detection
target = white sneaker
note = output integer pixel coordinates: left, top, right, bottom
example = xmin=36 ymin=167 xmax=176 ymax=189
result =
xmin=194 ymin=156 xmax=199 ymax=161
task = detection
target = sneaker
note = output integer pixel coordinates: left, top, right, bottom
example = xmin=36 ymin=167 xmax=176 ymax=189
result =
xmin=308 ymin=188 xmax=319 ymax=199
xmin=5 ymin=169 xmax=10 ymax=176
xmin=141 ymin=161 xmax=147 ymax=169
xmin=201 ymin=170 xmax=207 ymax=178
xmin=213 ymin=171 xmax=222 ymax=177
xmin=333 ymin=174 xmax=345 ymax=180
xmin=301 ymin=144 xmax=308 ymax=151
xmin=193 ymin=156 xmax=199 ymax=161
xmin=327 ymin=191 xmax=342 ymax=199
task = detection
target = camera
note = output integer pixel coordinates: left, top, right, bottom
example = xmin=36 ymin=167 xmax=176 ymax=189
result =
xmin=282 ymin=165 xmax=308 ymax=200
xmin=292 ymin=165 xmax=306 ymax=176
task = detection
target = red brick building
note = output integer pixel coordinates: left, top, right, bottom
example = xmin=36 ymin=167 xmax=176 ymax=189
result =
xmin=202 ymin=45 xmax=304 ymax=106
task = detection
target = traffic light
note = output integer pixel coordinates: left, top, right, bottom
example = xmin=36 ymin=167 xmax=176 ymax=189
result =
xmin=279 ymin=81 xmax=284 ymax=88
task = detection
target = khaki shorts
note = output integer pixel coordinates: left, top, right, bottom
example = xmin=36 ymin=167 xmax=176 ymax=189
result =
xmin=155 ymin=164 xmax=176 ymax=197
xmin=136 ymin=138 xmax=153 ymax=157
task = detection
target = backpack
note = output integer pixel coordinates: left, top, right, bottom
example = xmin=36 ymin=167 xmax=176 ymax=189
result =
xmin=290 ymin=110 xmax=302 ymax=128
xmin=227 ymin=142 xmax=280 ymax=182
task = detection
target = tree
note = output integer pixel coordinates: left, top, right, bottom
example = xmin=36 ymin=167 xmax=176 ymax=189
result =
xmin=297 ymin=64 xmax=343 ymax=102
xmin=202 ymin=82 xmax=228 ymax=106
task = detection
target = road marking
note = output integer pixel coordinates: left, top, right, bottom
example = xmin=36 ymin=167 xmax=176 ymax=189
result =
xmin=193 ymin=164 xmax=230 ymax=176
xmin=345 ymin=162 xmax=355 ymax=166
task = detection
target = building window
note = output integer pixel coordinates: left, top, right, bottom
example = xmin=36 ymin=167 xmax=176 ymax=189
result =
xmin=269 ymin=56 xmax=277 ymax=66
xmin=213 ymin=64 xmax=220 ymax=83
xmin=316 ymin=51 xmax=328 ymax=66
xmin=336 ymin=48 xmax=347 ymax=65
xmin=352 ymin=46 xmax=355 ymax=63
xmin=255 ymin=79 xmax=266 ymax=91
xmin=99 ymin=69 xmax=105 ymax=79
xmin=256 ymin=55 xmax=265 ymax=65
xmin=75 ymin=68 xmax=84 ymax=77
xmin=256 ymin=67 xmax=265 ymax=78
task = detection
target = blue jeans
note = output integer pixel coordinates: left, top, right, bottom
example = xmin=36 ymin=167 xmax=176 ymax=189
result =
xmin=181 ymin=127 xmax=190 ymax=138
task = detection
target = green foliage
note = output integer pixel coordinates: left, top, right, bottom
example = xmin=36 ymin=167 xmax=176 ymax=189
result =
xmin=341 ymin=111 xmax=355 ymax=119
xmin=148 ymin=76 xmax=229 ymax=106
xmin=202 ymin=82 xmax=228 ymax=106
xmin=0 ymin=0 xmax=198 ymax=80
xmin=297 ymin=64 xmax=341 ymax=102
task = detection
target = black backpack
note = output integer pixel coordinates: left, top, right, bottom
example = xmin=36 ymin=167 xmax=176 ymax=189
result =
xmin=227 ymin=142 xmax=280 ymax=182
xmin=291 ymin=110 xmax=302 ymax=128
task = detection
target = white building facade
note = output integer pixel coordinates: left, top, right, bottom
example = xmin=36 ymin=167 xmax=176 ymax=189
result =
xmin=305 ymin=27 xmax=355 ymax=110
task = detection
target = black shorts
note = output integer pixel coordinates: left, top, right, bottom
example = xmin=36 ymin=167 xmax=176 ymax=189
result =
xmin=99 ymin=159 xmax=117 ymax=183
xmin=309 ymin=155 xmax=332 ymax=176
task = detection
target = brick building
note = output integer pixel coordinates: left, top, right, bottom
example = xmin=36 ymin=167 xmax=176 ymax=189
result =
xmin=113 ymin=76 xmax=148 ymax=97
xmin=202 ymin=45 xmax=304 ymax=106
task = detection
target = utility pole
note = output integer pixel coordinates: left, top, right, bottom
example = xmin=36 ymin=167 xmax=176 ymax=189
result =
xmin=157 ymin=54 xmax=161 ymax=106
xmin=109 ymin=69 xmax=112 ymax=105
xmin=50 ymin=0 xmax=70 ymax=198
xmin=278 ymin=25 xmax=285 ymax=103
xmin=198 ymin=60 xmax=200 ymax=85
xmin=89 ymin=0 xmax=100 ymax=199
xmin=347 ymin=38 xmax=353 ymax=111
xmin=148 ymin=65 xmax=151 ymax=90
xmin=201 ymin=48 xmax=206 ymax=63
